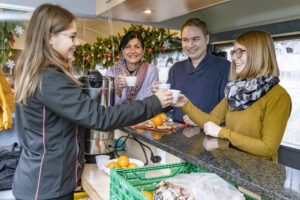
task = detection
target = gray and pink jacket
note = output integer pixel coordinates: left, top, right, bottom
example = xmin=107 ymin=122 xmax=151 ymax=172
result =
xmin=12 ymin=67 xmax=161 ymax=200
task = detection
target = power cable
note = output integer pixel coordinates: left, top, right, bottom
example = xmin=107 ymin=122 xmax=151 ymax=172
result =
xmin=114 ymin=134 xmax=161 ymax=165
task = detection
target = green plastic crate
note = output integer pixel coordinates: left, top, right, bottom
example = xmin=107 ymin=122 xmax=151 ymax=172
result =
xmin=110 ymin=162 xmax=265 ymax=200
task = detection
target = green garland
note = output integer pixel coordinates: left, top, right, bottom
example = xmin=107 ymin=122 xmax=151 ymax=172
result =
xmin=74 ymin=24 xmax=182 ymax=69
xmin=0 ymin=9 xmax=25 ymax=66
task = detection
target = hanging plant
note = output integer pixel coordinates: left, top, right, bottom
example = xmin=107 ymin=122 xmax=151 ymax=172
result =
xmin=74 ymin=24 xmax=182 ymax=70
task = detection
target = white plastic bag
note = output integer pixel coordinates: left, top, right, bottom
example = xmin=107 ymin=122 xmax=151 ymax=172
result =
xmin=154 ymin=172 xmax=245 ymax=200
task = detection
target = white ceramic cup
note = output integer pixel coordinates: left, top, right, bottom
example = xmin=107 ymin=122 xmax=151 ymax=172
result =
xmin=95 ymin=155 xmax=110 ymax=170
xmin=125 ymin=76 xmax=137 ymax=87
xmin=170 ymin=89 xmax=181 ymax=104
xmin=157 ymin=83 xmax=171 ymax=90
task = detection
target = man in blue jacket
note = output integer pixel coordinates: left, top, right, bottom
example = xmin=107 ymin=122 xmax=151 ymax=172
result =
xmin=152 ymin=18 xmax=230 ymax=124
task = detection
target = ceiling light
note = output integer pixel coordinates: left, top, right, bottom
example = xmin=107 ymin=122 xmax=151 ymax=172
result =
xmin=143 ymin=9 xmax=152 ymax=15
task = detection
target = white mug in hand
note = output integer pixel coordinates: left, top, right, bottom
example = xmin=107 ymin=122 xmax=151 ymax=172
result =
xmin=157 ymin=83 xmax=171 ymax=90
xmin=170 ymin=89 xmax=180 ymax=104
xmin=125 ymin=76 xmax=137 ymax=86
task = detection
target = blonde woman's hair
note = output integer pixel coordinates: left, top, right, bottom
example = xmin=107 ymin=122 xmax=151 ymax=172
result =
xmin=14 ymin=4 xmax=80 ymax=105
xmin=229 ymin=30 xmax=279 ymax=81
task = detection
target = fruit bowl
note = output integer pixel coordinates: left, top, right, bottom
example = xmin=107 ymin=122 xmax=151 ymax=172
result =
xmin=103 ymin=158 xmax=144 ymax=175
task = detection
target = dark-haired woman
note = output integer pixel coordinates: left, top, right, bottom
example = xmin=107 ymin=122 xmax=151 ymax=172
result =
xmin=106 ymin=31 xmax=159 ymax=104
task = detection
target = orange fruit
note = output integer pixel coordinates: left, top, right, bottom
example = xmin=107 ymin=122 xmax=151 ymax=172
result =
xmin=107 ymin=161 xmax=120 ymax=169
xmin=142 ymin=191 xmax=153 ymax=199
xmin=160 ymin=113 xmax=167 ymax=119
xmin=128 ymin=163 xmax=138 ymax=168
xmin=151 ymin=131 xmax=162 ymax=140
xmin=151 ymin=116 xmax=163 ymax=127
xmin=117 ymin=155 xmax=129 ymax=167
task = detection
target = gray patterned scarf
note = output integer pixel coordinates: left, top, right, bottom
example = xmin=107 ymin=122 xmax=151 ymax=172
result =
xmin=225 ymin=75 xmax=280 ymax=111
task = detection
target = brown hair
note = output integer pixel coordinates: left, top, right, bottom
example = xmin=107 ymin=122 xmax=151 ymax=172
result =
xmin=181 ymin=18 xmax=208 ymax=36
xmin=230 ymin=30 xmax=279 ymax=81
xmin=14 ymin=4 xmax=80 ymax=105
xmin=119 ymin=31 xmax=144 ymax=51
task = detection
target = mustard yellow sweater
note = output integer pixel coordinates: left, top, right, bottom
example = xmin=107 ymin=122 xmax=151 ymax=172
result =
xmin=181 ymin=84 xmax=291 ymax=162
xmin=0 ymin=70 xmax=14 ymax=131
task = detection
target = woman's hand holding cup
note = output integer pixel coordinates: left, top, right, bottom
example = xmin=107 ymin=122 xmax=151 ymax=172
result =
xmin=116 ymin=74 xmax=127 ymax=89
xmin=115 ymin=74 xmax=127 ymax=96
xmin=157 ymin=83 xmax=171 ymax=90
xmin=154 ymin=83 xmax=184 ymax=107
xmin=172 ymin=94 xmax=187 ymax=107
xmin=151 ymin=81 xmax=161 ymax=93
xmin=155 ymin=89 xmax=173 ymax=108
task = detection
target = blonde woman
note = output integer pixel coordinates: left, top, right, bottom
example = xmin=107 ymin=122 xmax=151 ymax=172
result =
xmin=13 ymin=4 xmax=172 ymax=200
xmin=174 ymin=31 xmax=291 ymax=162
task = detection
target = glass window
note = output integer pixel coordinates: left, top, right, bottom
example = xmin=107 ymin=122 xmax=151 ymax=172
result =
xmin=275 ymin=39 xmax=300 ymax=148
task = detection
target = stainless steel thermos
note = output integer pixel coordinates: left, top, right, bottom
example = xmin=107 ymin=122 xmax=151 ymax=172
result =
xmin=80 ymin=70 xmax=115 ymax=156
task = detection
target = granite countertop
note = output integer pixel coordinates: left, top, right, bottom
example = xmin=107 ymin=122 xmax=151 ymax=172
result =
xmin=120 ymin=126 xmax=300 ymax=200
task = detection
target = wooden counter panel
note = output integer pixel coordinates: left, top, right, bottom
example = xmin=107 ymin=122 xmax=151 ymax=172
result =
xmin=81 ymin=164 xmax=110 ymax=200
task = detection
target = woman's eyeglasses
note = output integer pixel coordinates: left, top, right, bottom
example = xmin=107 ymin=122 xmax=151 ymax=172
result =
xmin=59 ymin=33 xmax=77 ymax=42
xmin=230 ymin=48 xmax=246 ymax=58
